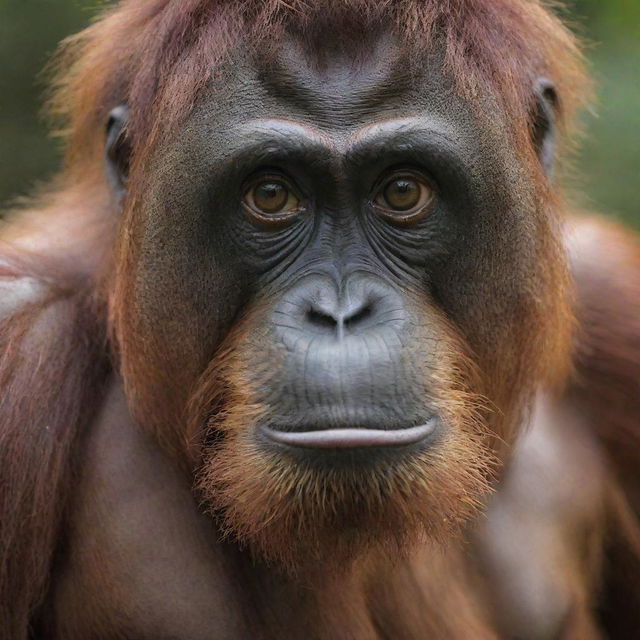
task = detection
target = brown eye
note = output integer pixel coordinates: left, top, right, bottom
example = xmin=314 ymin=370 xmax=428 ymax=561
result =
xmin=384 ymin=178 xmax=421 ymax=210
xmin=253 ymin=182 xmax=288 ymax=213
xmin=373 ymin=171 xmax=435 ymax=224
xmin=243 ymin=176 xmax=302 ymax=225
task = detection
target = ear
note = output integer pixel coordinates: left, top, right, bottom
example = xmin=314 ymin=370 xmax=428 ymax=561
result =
xmin=105 ymin=105 xmax=131 ymax=199
xmin=531 ymin=78 xmax=559 ymax=177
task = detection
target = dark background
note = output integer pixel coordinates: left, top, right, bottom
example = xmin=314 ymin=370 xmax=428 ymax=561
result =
xmin=0 ymin=0 xmax=638 ymax=226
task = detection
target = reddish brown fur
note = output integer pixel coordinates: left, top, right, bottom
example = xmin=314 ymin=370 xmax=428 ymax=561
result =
xmin=0 ymin=268 xmax=109 ymax=636
xmin=566 ymin=216 xmax=640 ymax=635
xmin=1 ymin=1 xmax=638 ymax=638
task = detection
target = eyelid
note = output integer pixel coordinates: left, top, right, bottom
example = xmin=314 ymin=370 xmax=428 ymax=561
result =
xmin=245 ymin=170 xmax=297 ymax=192
xmin=374 ymin=168 xmax=434 ymax=191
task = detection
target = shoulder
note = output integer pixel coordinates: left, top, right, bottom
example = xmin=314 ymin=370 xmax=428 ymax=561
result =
xmin=0 ymin=250 xmax=83 ymax=356
xmin=564 ymin=214 xmax=640 ymax=441
xmin=0 ymin=245 xmax=110 ymax=636
xmin=564 ymin=214 xmax=640 ymax=634
xmin=566 ymin=214 xmax=640 ymax=314
xmin=0 ymin=261 xmax=50 ymax=318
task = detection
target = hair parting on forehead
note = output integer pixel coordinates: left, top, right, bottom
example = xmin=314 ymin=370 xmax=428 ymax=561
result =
xmin=49 ymin=0 xmax=589 ymax=188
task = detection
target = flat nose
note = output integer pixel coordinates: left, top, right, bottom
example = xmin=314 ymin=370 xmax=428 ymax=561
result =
xmin=304 ymin=282 xmax=374 ymax=340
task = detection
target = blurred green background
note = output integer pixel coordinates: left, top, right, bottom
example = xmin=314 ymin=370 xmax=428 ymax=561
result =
xmin=0 ymin=0 xmax=638 ymax=225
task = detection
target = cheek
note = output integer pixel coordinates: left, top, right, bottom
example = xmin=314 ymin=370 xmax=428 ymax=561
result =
xmin=437 ymin=202 xmax=554 ymax=357
xmin=125 ymin=178 xmax=248 ymax=356
xmin=111 ymin=199 xmax=248 ymax=441
xmin=409 ymin=301 xmax=487 ymax=433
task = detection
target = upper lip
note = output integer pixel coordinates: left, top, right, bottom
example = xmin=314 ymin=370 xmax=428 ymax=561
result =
xmin=260 ymin=420 xmax=437 ymax=449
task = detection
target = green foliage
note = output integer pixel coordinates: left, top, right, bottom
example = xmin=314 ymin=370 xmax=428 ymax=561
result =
xmin=0 ymin=0 xmax=637 ymax=225
xmin=0 ymin=1 xmax=91 ymax=205
xmin=566 ymin=0 xmax=640 ymax=226
xmin=573 ymin=0 xmax=640 ymax=40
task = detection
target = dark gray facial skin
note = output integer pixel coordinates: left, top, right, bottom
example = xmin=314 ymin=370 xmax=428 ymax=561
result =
xmin=109 ymin=30 xmax=556 ymax=458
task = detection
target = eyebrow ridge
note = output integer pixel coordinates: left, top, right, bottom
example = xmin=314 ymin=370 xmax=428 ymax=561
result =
xmin=241 ymin=117 xmax=459 ymax=159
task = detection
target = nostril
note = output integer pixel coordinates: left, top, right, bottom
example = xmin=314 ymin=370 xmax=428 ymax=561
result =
xmin=304 ymin=296 xmax=376 ymax=335
xmin=343 ymin=303 xmax=373 ymax=329
xmin=306 ymin=307 xmax=339 ymax=329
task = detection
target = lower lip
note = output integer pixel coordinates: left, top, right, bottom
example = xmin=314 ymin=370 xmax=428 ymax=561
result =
xmin=260 ymin=420 xmax=437 ymax=449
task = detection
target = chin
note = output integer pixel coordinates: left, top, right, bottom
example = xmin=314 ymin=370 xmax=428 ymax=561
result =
xmin=193 ymin=382 xmax=494 ymax=573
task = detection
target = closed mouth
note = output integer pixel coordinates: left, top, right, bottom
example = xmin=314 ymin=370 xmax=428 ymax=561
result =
xmin=260 ymin=420 xmax=437 ymax=449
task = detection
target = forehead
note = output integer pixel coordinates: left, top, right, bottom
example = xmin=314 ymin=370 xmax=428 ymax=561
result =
xmin=256 ymin=31 xmax=422 ymax=127
xmin=188 ymin=30 xmax=491 ymax=139
xmin=156 ymin=28 xmax=524 ymax=198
